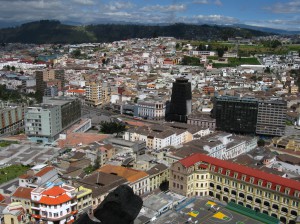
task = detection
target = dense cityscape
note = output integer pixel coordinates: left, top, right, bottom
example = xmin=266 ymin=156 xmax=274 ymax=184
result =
xmin=1 ymin=15 xmax=300 ymax=224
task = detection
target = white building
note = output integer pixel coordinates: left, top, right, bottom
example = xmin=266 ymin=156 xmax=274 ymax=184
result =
xmin=31 ymin=185 xmax=77 ymax=224
xmin=137 ymin=101 xmax=165 ymax=120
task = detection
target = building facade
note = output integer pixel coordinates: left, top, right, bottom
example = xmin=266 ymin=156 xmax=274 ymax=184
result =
xmin=214 ymin=96 xmax=258 ymax=134
xmin=167 ymin=78 xmax=192 ymax=123
xmin=85 ymin=81 xmax=110 ymax=107
xmin=35 ymin=69 xmax=65 ymax=94
xmin=214 ymin=96 xmax=287 ymax=136
xmin=0 ymin=105 xmax=25 ymax=135
xmin=187 ymin=114 xmax=216 ymax=130
xmin=31 ymin=185 xmax=77 ymax=224
xmin=256 ymin=100 xmax=287 ymax=136
xmin=137 ymin=101 xmax=166 ymax=120
xmin=25 ymin=97 xmax=81 ymax=143
xmin=169 ymin=153 xmax=300 ymax=224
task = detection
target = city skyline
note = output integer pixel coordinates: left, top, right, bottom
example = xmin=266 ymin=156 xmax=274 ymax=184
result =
xmin=1 ymin=0 xmax=300 ymax=31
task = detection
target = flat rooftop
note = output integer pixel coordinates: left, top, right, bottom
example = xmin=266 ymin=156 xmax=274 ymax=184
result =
xmin=151 ymin=197 xmax=266 ymax=224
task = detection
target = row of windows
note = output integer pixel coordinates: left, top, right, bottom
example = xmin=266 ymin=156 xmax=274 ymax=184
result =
xmin=210 ymin=169 xmax=295 ymax=196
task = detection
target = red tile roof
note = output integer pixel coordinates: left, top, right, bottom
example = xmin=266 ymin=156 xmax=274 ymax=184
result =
xmin=12 ymin=187 xmax=33 ymax=200
xmin=42 ymin=186 xmax=66 ymax=197
xmin=0 ymin=194 xmax=5 ymax=202
xmin=35 ymin=166 xmax=55 ymax=177
xmin=38 ymin=186 xmax=72 ymax=205
xmin=179 ymin=153 xmax=300 ymax=196
xmin=39 ymin=194 xmax=71 ymax=205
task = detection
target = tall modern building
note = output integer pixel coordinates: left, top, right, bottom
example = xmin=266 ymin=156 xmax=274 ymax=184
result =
xmin=256 ymin=100 xmax=287 ymax=136
xmin=25 ymin=97 xmax=81 ymax=143
xmin=35 ymin=69 xmax=65 ymax=95
xmin=213 ymin=96 xmax=287 ymax=136
xmin=167 ymin=78 xmax=192 ymax=123
xmin=0 ymin=104 xmax=25 ymax=135
xmin=85 ymin=81 xmax=111 ymax=107
xmin=214 ymin=96 xmax=258 ymax=134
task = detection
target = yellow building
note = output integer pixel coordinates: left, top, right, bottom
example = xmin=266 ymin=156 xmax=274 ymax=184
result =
xmin=170 ymin=153 xmax=300 ymax=224
xmin=11 ymin=187 xmax=33 ymax=215
xmin=76 ymin=186 xmax=93 ymax=216
xmin=291 ymin=85 xmax=299 ymax=94
xmin=146 ymin=164 xmax=169 ymax=191
xmin=3 ymin=202 xmax=28 ymax=224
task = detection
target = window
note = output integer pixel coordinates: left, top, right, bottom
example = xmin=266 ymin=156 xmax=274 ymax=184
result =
xmin=265 ymin=192 xmax=271 ymax=198
xmin=283 ymin=198 xmax=289 ymax=204
xmin=226 ymin=170 xmax=230 ymax=176
xmin=218 ymin=168 xmax=223 ymax=173
xmin=250 ymin=177 xmax=254 ymax=184
xmin=276 ymin=185 xmax=281 ymax=191
xmin=234 ymin=172 xmax=238 ymax=178
xmin=285 ymin=188 xmax=290 ymax=195
xmin=273 ymin=195 xmax=280 ymax=201
xmin=241 ymin=175 xmax=246 ymax=181
xmin=292 ymin=201 xmax=299 ymax=207
xmin=267 ymin=182 xmax=272 ymax=189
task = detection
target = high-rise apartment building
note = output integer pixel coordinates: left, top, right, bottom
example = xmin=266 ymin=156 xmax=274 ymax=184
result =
xmin=85 ymin=81 xmax=110 ymax=107
xmin=214 ymin=96 xmax=258 ymax=134
xmin=35 ymin=69 xmax=65 ymax=95
xmin=213 ymin=96 xmax=287 ymax=136
xmin=25 ymin=97 xmax=81 ymax=143
xmin=167 ymin=78 xmax=192 ymax=123
xmin=0 ymin=104 xmax=25 ymax=135
xmin=256 ymin=100 xmax=286 ymax=136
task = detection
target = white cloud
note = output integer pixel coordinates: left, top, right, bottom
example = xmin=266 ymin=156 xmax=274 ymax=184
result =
xmin=141 ymin=4 xmax=186 ymax=12
xmin=193 ymin=0 xmax=209 ymax=4
xmin=72 ymin=0 xmax=95 ymax=5
xmin=103 ymin=1 xmax=135 ymax=11
xmin=192 ymin=14 xmax=238 ymax=24
xmin=264 ymin=1 xmax=300 ymax=14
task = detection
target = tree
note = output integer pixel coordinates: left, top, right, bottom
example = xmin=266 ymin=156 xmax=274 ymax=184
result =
xmin=264 ymin=67 xmax=271 ymax=73
xmin=71 ymin=49 xmax=81 ymax=58
xmin=11 ymin=66 xmax=15 ymax=71
xmin=216 ymin=48 xmax=225 ymax=58
xmin=257 ymin=139 xmax=265 ymax=147
xmin=100 ymin=121 xmax=126 ymax=136
xmin=93 ymin=156 xmax=100 ymax=170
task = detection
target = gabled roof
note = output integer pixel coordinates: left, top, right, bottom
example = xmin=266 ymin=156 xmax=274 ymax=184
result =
xmin=35 ymin=166 xmax=55 ymax=177
xmin=179 ymin=153 xmax=300 ymax=196
xmin=98 ymin=164 xmax=148 ymax=183
xmin=12 ymin=187 xmax=33 ymax=200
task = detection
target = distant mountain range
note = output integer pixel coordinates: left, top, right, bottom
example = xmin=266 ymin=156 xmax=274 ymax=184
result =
xmin=232 ymin=24 xmax=300 ymax=35
xmin=0 ymin=20 xmax=277 ymax=44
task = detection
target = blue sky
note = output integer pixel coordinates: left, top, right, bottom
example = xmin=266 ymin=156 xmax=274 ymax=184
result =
xmin=1 ymin=0 xmax=300 ymax=30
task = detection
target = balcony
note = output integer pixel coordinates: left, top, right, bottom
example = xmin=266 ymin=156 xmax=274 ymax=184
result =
xmin=31 ymin=206 xmax=40 ymax=210
xmin=31 ymin=214 xmax=41 ymax=219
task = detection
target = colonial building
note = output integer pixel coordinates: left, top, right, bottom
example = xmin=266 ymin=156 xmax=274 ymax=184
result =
xmin=123 ymin=123 xmax=210 ymax=150
xmin=169 ymin=153 xmax=300 ymax=224
xmin=136 ymin=101 xmax=166 ymax=120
